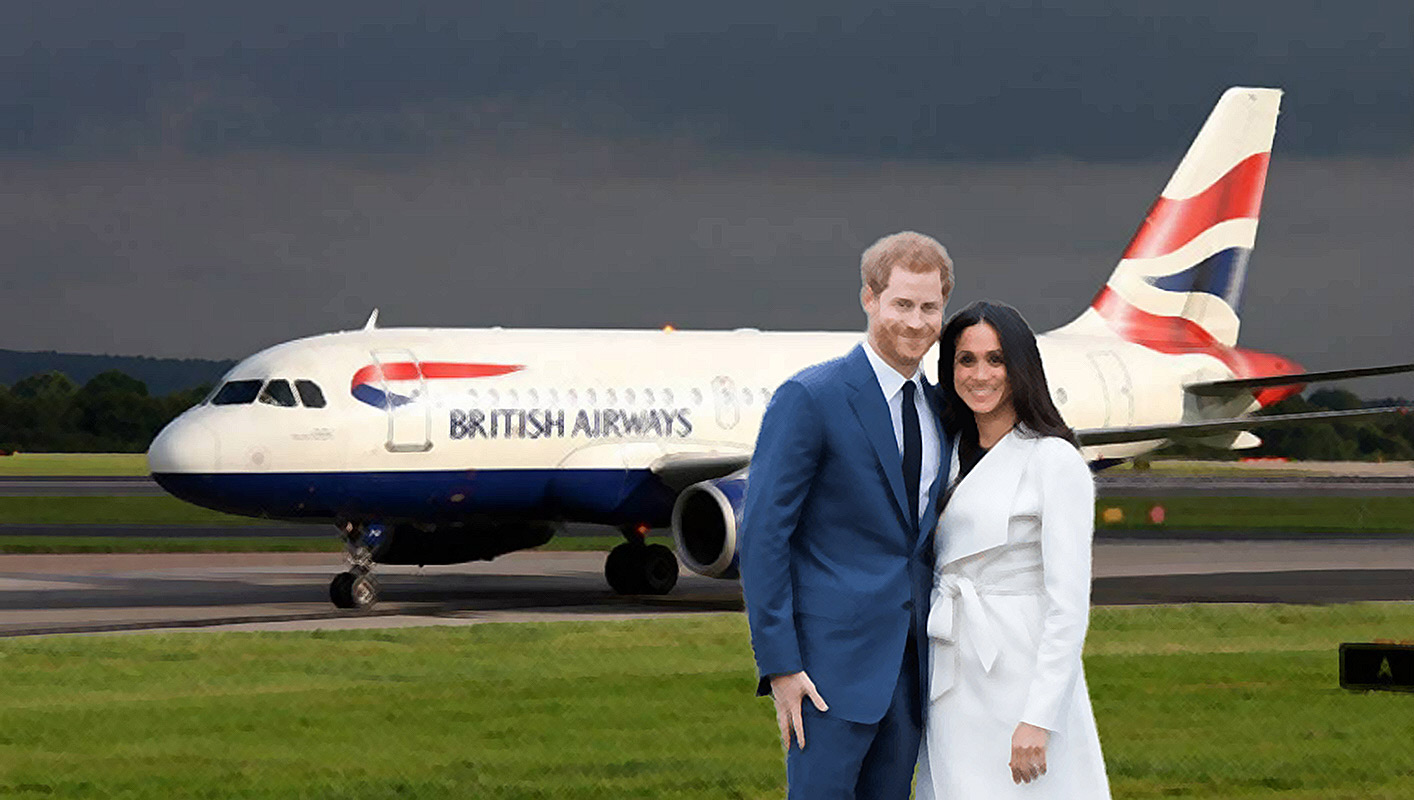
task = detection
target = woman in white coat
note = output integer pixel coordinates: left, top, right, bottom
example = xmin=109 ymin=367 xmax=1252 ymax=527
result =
xmin=917 ymin=301 xmax=1110 ymax=798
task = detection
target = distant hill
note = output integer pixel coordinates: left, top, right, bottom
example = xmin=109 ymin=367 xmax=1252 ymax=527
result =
xmin=0 ymin=350 xmax=236 ymax=396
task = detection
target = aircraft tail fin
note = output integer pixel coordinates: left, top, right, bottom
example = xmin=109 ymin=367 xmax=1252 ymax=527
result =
xmin=1059 ymin=87 xmax=1282 ymax=349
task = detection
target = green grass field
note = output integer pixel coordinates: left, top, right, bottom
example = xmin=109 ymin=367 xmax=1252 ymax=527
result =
xmin=1095 ymin=496 xmax=1414 ymax=534
xmin=0 ymin=604 xmax=1410 ymax=799
xmin=4 ymin=452 xmax=1409 ymax=479
xmin=0 ymin=496 xmax=271 ymax=526
xmin=0 ymin=495 xmax=1409 ymax=554
xmin=0 ymin=536 xmax=343 ymax=554
xmin=0 ymin=453 xmax=148 ymax=476
xmin=3 ymin=494 xmax=1410 ymax=533
xmin=0 ymin=534 xmax=653 ymax=554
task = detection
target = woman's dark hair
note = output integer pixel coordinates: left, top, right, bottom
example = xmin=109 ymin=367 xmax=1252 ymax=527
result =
xmin=937 ymin=300 xmax=1079 ymax=449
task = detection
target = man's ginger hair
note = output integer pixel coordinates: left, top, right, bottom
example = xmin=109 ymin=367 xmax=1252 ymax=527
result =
xmin=860 ymin=231 xmax=954 ymax=297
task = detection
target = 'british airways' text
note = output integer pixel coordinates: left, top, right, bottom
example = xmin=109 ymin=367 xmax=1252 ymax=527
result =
xmin=448 ymin=408 xmax=693 ymax=440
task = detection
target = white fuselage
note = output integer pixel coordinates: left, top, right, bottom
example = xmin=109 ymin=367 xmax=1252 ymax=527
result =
xmin=150 ymin=323 xmax=1251 ymax=482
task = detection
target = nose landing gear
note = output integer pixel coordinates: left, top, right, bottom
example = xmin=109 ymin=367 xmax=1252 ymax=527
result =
xmin=330 ymin=522 xmax=383 ymax=610
xmin=330 ymin=568 xmax=378 ymax=610
xmin=604 ymin=527 xmax=680 ymax=596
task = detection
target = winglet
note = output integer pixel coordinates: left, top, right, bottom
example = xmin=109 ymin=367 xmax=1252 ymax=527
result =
xmin=363 ymin=309 xmax=379 ymax=331
xmin=1077 ymin=406 xmax=1409 ymax=447
xmin=1185 ymin=362 xmax=1414 ymax=398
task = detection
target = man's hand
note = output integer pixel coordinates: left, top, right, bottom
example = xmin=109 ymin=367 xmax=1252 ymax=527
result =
xmin=1009 ymin=722 xmax=1049 ymax=784
xmin=769 ymin=671 xmax=829 ymax=751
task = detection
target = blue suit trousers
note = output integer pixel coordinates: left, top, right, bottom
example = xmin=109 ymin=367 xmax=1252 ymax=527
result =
xmin=785 ymin=634 xmax=923 ymax=800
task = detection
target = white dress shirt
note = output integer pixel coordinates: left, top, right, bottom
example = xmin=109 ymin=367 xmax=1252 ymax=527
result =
xmin=863 ymin=340 xmax=941 ymax=525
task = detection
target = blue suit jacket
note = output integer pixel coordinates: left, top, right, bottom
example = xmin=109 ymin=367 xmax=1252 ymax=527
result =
xmin=741 ymin=344 xmax=950 ymax=724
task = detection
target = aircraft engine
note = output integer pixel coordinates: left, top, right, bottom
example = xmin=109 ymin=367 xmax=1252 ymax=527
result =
xmin=670 ymin=470 xmax=747 ymax=578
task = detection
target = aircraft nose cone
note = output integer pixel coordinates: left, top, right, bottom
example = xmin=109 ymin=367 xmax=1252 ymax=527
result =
xmin=147 ymin=415 xmax=219 ymax=475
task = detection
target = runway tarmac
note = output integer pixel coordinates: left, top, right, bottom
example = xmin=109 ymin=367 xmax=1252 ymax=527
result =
xmin=5 ymin=473 xmax=1412 ymax=497
xmin=3 ymin=538 xmax=1412 ymax=637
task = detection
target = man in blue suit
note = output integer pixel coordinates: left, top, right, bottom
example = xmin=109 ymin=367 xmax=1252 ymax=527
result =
xmin=741 ymin=231 xmax=954 ymax=799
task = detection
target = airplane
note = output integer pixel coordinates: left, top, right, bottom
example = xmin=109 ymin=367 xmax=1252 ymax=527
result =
xmin=147 ymin=86 xmax=1412 ymax=610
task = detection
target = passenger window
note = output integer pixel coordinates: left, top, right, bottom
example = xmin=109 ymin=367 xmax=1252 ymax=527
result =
xmin=624 ymin=388 xmax=636 ymax=405
xmin=211 ymin=380 xmax=263 ymax=405
xmin=295 ymin=380 xmax=327 ymax=408
xmin=258 ymin=379 xmax=298 ymax=407
xmin=643 ymin=388 xmax=655 ymax=405
xmin=691 ymin=388 xmax=703 ymax=405
xmin=661 ymin=388 xmax=673 ymax=404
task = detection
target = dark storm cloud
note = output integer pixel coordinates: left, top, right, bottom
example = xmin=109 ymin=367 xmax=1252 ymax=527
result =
xmin=2 ymin=0 xmax=1409 ymax=160
xmin=3 ymin=133 xmax=1410 ymax=393
xmin=1 ymin=1 xmax=1410 ymax=397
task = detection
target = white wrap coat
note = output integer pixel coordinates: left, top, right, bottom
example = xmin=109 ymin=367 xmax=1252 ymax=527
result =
xmin=916 ymin=429 xmax=1111 ymax=798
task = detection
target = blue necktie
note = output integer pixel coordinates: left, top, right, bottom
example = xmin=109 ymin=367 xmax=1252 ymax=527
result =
xmin=902 ymin=380 xmax=921 ymax=531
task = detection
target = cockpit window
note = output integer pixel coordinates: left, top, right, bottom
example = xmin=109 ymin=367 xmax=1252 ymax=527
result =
xmin=211 ymin=380 xmax=263 ymax=405
xmin=295 ymin=380 xmax=327 ymax=408
xmin=258 ymin=379 xmax=298 ymax=407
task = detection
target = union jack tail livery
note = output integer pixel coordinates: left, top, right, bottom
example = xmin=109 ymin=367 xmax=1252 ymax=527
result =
xmin=1063 ymin=87 xmax=1281 ymax=349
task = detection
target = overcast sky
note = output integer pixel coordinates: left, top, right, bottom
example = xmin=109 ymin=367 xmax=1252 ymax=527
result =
xmin=2 ymin=1 xmax=1410 ymax=394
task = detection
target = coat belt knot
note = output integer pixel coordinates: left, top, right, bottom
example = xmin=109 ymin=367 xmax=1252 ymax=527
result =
xmin=927 ymin=575 xmax=1000 ymax=699
xmin=926 ymin=567 xmax=1044 ymax=701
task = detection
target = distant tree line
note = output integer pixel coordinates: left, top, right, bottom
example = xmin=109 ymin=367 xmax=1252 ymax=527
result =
xmin=1163 ymin=389 xmax=1414 ymax=462
xmin=0 ymin=371 xmax=1410 ymax=459
xmin=0 ymin=349 xmax=233 ymax=397
xmin=0 ymin=370 xmax=209 ymax=453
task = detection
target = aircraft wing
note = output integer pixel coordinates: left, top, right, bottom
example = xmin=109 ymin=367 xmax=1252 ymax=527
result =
xmin=1185 ymin=362 xmax=1414 ymax=397
xmin=1076 ymin=406 xmax=1409 ymax=447
xmin=650 ymin=451 xmax=751 ymax=492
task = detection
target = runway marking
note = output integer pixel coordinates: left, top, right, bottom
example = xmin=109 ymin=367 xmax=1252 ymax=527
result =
xmin=0 ymin=576 xmax=95 ymax=591
xmin=2 ymin=545 xmax=1413 ymax=637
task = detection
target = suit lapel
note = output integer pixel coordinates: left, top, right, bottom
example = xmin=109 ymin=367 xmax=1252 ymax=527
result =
xmin=843 ymin=346 xmax=911 ymax=528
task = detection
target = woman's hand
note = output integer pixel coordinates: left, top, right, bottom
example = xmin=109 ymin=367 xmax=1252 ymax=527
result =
xmin=1009 ymin=722 xmax=1049 ymax=784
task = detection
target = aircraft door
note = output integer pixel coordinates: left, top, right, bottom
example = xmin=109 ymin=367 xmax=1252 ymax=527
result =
xmin=712 ymin=376 xmax=740 ymax=430
xmin=370 ymin=348 xmax=433 ymax=453
xmin=1087 ymin=351 xmax=1134 ymax=427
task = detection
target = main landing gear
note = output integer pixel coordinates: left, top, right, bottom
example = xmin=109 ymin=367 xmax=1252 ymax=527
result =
xmin=330 ymin=522 xmax=382 ymax=610
xmin=604 ymin=527 xmax=680 ymax=596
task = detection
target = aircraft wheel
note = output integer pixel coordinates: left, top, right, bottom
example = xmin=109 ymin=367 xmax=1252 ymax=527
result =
xmin=640 ymin=543 xmax=679 ymax=595
xmin=330 ymin=572 xmax=355 ymax=608
xmin=330 ymin=571 xmax=379 ymax=610
xmin=605 ymin=543 xmax=645 ymax=595
xmin=605 ymin=542 xmax=679 ymax=595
